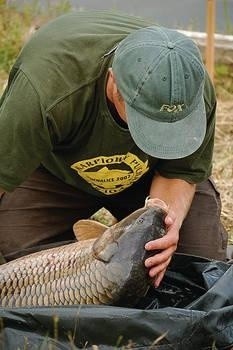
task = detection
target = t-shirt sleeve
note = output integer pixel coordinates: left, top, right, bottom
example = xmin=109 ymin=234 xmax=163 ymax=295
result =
xmin=0 ymin=70 xmax=52 ymax=191
xmin=156 ymin=78 xmax=216 ymax=184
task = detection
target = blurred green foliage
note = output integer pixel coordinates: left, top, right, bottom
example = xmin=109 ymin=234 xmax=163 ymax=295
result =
xmin=0 ymin=0 xmax=31 ymax=72
xmin=215 ymin=63 xmax=233 ymax=94
xmin=222 ymin=0 xmax=233 ymax=34
xmin=0 ymin=0 xmax=71 ymax=74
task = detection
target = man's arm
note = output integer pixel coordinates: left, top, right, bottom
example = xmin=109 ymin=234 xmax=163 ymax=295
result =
xmin=144 ymin=173 xmax=196 ymax=287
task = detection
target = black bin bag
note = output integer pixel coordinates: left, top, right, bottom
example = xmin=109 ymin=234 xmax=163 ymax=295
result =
xmin=0 ymin=253 xmax=233 ymax=350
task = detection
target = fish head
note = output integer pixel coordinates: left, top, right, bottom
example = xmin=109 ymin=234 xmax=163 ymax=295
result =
xmin=92 ymin=205 xmax=167 ymax=306
xmin=93 ymin=206 xmax=167 ymax=262
xmin=114 ymin=206 xmax=167 ymax=262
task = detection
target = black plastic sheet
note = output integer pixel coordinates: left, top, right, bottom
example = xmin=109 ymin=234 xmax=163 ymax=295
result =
xmin=0 ymin=253 xmax=233 ymax=350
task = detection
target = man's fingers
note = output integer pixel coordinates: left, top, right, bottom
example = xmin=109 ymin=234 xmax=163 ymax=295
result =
xmin=144 ymin=208 xmax=180 ymax=288
xmin=153 ymin=270 xmax=166 ymax=288
xmin=149 ymin=256 xmax=172 ymax=287
xmin=147 ymin=257 xmax=172 ymax=277
xmin=145 ymin=233 xmax=178 ymax=251
xmin=145 ymin=247 xmax=174 ymax=268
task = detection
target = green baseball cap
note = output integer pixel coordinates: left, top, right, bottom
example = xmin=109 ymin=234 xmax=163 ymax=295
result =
xmin=112 ymin=26 xmax=206 ymax=159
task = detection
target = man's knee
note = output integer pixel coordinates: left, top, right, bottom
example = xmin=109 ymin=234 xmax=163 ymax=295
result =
xmin=177 ymin=177 xmax=228 ymax=260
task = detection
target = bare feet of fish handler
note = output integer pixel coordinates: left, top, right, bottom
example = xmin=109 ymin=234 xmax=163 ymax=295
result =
xmin=144 ymin=198 xmax=179 ymax=288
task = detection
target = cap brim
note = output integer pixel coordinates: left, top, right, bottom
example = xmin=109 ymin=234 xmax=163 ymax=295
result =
xmin=126 ymin=96 xmax=206 ymax=159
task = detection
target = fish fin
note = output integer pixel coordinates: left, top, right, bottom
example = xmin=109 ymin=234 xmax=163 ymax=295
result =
xmin=73 ymin=219 xmax=108 ymax=241
xmin=92 ymin=225 xmax=119 ymax=262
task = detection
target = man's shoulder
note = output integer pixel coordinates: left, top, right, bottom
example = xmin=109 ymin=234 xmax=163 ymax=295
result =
xmin=13 ymin=11 xmax=154 ymax=109
xmin=43 ymin=10 xmax=155 ymax=35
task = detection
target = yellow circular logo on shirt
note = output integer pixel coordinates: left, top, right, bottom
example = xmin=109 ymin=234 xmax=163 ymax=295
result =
xmin=71 ymin=152 xmax=149 ymax=195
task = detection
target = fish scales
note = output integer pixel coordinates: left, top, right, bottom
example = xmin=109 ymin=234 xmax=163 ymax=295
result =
xmin=0 ymin=241 xmax=122 ymax=306
xmin=0 ymin=204 xmax=167 ymax=308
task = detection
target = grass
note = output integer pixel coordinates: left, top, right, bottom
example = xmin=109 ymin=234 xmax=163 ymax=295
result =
xmin=212 ymin=96 xmax=233 ymax=241
xmin=0 ymin=1 xmax=232 ymax=242
xmin=0 ymin=0 xmax=71 ymax=75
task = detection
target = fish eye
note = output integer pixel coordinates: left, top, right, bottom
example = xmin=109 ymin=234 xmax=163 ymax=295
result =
xmin=137 ymin=218 xmax=144 ymax=224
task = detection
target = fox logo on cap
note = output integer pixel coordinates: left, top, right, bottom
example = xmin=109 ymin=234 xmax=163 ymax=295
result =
xmin=160 ymin=104 xmax=185 ymax=113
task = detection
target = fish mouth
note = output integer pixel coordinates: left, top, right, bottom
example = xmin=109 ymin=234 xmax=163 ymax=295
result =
xmin=145 ymin=197 xmax=169 ymax=213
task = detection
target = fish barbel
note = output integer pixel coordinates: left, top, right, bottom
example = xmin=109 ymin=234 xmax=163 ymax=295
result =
xmin=0 ymin=200 xmax=167 ymax=308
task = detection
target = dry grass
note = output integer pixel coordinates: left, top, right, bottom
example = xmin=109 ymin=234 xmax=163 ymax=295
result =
xmin=213 ymin=94 xmax=233 ymax=242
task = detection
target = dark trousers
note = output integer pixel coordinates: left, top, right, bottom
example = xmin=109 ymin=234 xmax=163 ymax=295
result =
xmin=0 ymin=167 xmax=228 ymax=262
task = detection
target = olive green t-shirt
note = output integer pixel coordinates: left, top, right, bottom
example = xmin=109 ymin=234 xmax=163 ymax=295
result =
xmin=0 ymin=10 xmax=216 ymax=196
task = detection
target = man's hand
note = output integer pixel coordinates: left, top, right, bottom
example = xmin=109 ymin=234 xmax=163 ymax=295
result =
xmin=144 ymin=173 xmax=196 ymax=288
xmin=144 ymin=208 xmax=179 ymax=287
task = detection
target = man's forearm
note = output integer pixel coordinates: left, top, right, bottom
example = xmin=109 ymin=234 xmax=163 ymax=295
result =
xmin=149 ymin=173 xmax=196 ymax=229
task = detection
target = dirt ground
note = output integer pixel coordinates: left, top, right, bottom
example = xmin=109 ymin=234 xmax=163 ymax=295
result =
xmin=212 ymin=97 xmax=233 ymax=242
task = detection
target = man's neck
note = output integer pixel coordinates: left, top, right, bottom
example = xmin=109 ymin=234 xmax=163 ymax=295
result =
xmin=105 ymin=69 xmax=127 ymax=127
xmin=106 ymin=98 xmax=128 ymax=129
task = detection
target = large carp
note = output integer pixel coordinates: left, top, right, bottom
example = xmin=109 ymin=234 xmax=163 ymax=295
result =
xmin=0 ymin=199 xmax=167 ymax=308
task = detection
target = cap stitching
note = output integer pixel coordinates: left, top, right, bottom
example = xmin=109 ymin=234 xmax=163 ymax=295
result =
xmin=156 ymin=26 xmax=171 ymax=42
xmin=175 ymin=46 xmax=204 ymax=76
xmin=172 ymin=51 xmax=183 ymax=106
xmin=128 ymin=79 xmax=204 ymax=123
xmin=115 ymin=41 xmax=167 ymax=60
xmin=130 ymin=47 xmax=170 ymax=104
